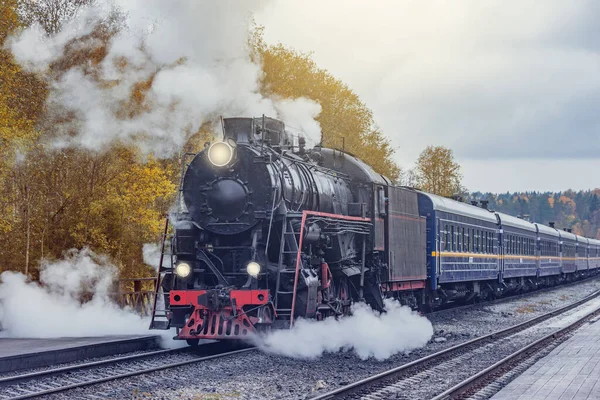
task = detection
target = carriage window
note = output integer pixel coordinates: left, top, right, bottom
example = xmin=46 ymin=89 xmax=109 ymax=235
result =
xmin=461 ymin=227 xmax=466 ymax=252
xmin=450 ymin=225 xmax=456 ymax=251
xmin=469 ymin=228 xmax=475 ymax=252
xmin=465 ymin=228 xmax=470 ymax=252
xmin=484 ymin=232 xmax=488 ymax=254
xmin=444 ymin=225 xmax=449 ymax=251
xmin=457 ymin=226 xmax=462 ymax=251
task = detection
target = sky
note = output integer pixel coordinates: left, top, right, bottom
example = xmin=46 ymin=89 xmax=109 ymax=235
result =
xmin=255 ymin=1 xmax=600 ymax=193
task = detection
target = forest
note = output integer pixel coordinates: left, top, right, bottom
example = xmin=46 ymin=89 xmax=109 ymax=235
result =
xmin=469 ymin=190 xmax=600 ymax=239
xmin=0 ymin=1 xmax=398 ymax=278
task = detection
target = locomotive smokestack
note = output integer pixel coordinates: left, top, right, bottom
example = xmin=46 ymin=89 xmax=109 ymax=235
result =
xmin=480 ymin=200 xmax=489 ymax=210
xmin=470 ymin=201 xmax=479 ymax=206
xmin=549 ymin=222 xmax=555 ymax=228
xmin=298 ymin=136 xmax=306 ymax=155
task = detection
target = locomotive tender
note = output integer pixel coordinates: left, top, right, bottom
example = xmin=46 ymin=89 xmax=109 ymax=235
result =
xmin=149 ymin=116 xmax=599 ymax=343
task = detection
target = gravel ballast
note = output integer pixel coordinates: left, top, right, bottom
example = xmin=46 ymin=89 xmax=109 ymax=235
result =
xmin=43 ymin=277 xmax=600 ymax=400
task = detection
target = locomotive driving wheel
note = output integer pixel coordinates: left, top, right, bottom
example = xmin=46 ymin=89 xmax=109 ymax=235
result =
xmin=336 ymin=276 xmax=351 ymax=316
xmin=327 ymin=276 xmax=351 ymax=317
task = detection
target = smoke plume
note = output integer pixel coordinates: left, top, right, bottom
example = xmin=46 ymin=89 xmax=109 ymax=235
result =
xmin=7 ymin=0 xmax=323 ymax=156
xmin=253 ymin=299 xmax=433 ymax=360
xmin=0 ymin=248 xmax=148 ymax=338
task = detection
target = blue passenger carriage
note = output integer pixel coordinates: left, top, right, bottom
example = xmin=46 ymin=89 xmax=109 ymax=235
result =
xmin=534 ymin=223 xmax=561 ymax=279
xmin=589 ymin=239 xmax=600 ymax=270
xmin=496 ymin=213 xmax=537 ymax=281
xmin=559 ymin=230 xmax=577 ymax=275
xmin=576 ymin=236 xmax=589 ymax=272
xmin=417 ymin=192 xmax=500 ymax=299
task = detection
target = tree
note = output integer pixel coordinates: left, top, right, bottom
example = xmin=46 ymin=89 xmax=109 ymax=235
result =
xmin=414 ymin=146 xmax=463 ymax=197
xmin=250 ymin=27 xmax=401 ymax=181
xmin=17 ymin=0 xmax=94 ymax=36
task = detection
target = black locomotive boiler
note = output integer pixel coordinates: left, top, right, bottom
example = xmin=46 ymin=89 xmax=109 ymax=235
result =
xmin=149 ymin=116 xmax=427 ymax=342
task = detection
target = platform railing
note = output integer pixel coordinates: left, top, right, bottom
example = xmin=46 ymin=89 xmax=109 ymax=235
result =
xmin=117 ymin=277 xmax=156 ymax=316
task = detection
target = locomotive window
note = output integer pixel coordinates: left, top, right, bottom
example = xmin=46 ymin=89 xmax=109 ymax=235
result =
xmin=461 ymin=227 xmax=466 ymax=252
xmin=465 ymin=229 xmax=470 ymax=252
xmin=457 ymin=226 xmax=462 ymax=252
xmin=451 ymin=225 xmax=455 ymax=251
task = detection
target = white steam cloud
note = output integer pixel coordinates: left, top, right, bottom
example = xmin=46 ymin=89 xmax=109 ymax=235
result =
xmin=254 ymin=299 xmax=433 ymax=360
xmin=0 ymin=248 xmax=148 ymax=338
xmin=142 ymin=243 xmax=165 ymax=271
xmin=7 ymin=0 xmax=323 ymax=157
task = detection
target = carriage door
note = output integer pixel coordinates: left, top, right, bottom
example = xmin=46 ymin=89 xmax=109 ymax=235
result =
xmin=373 ymin=185 xmax=386 ymax=255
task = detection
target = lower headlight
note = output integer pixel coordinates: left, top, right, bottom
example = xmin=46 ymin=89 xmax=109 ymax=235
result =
xmin=246 ymin=261 xmax=261 ymax=277
xmin=175 ymin=262 xmax=191 ymax=278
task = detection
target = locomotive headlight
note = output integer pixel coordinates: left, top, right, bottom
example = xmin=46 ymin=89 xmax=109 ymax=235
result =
xmin=208 ymin=141 xmax=234 ymax=167
xmin=175 ymin=262 xmax=191 ymax=278
xmin=246 ymin=261 xmax=261 ymax=278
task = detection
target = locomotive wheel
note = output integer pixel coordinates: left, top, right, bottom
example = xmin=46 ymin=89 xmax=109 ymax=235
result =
xmin=186 ymin=339 xmax=200 ymax=347
xmin=335 ymin=276 xmax=351 ymax=316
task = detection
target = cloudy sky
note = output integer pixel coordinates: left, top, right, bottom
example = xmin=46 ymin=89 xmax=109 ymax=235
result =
xmin=255 ymin=1 xmax=600 ymax=193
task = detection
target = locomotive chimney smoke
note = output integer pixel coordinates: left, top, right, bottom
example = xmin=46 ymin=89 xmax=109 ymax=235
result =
xmin=252 ymin=299 xmax=433 ymax=360
xmin=7 ymin=0 xmax=323 ymax=157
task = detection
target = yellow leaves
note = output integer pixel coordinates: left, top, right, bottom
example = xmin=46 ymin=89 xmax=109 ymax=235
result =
xmin=0 ymin=0 xmax=20 ymax=45
xmin=251 ymin=27 xmax=400 ymax=181
xmin=548 ymin=197 xmax=555 ymax=208
xmin=559 ymin=195 xmax=576 ymax=212
xmin=414 ymin=145 xmax=463 ymax=198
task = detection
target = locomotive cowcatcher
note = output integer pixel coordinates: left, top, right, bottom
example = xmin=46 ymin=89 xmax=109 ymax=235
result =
xmin=149 ymin=116 xmax=427 ymax=343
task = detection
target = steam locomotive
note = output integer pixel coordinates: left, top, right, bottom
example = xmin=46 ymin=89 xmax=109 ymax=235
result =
xmin=149 ymin=116 xmax=599 ymax=344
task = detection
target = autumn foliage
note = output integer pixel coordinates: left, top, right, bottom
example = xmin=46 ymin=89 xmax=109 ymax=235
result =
xmin=470 ymin=190 xmax=600 ymax=239
xmin=0 ymin=4 xmax=401 ymax=278
xmin=412 ymin=145 xmax=464 ymax=198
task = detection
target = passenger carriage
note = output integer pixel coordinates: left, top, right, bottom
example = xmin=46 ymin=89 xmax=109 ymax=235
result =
xmin=589 ymin=239 xmax=600 ymax=270
xmin=534 ymin=223 xmax=561 ymax=279
xmin=417 ymin=192 xmax=500 ymax=301
xmin=576 ymin=236 xmax=589 ymax=272
xmin=496 ymin=213 xmax=537 ymax=281
xmin=558 ymin=230 xmax=578 ymax=275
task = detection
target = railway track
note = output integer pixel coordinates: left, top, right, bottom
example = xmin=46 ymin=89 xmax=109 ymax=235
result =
xmin=313 ymin=289 xmax=600 ymax=400
xmin=0 ymin=344 xmax=255 ymax=400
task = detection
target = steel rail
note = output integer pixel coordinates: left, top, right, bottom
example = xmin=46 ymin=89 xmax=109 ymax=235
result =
xmin=431 ymin=308 xmax=600 ymax=400
xmin=0 ymin=345 xmax=255 ymax=400
xmin=312 ymin=288 xmax=600 ymax=400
